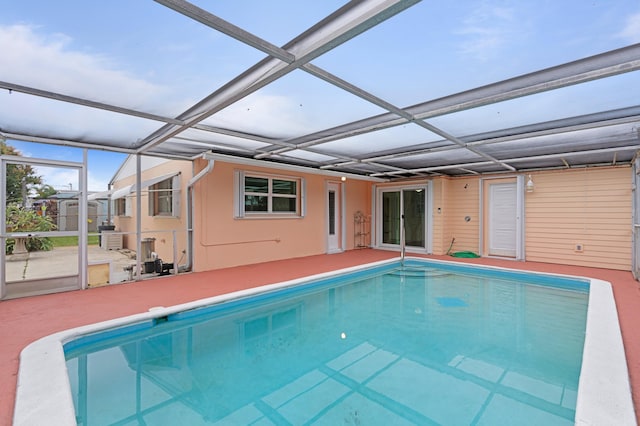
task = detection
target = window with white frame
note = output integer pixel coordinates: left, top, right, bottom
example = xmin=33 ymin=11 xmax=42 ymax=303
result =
xmin=114 ymin=197 xmax=127 ymax=216
xmin=149 ymin=176 xmax=180 ymax=217
xmin=235 ymin=171 xmax=305 ymax=217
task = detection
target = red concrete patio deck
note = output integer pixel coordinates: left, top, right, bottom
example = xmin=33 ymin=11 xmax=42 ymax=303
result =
xmin=2 ymin=249 xmax=639 ymax=425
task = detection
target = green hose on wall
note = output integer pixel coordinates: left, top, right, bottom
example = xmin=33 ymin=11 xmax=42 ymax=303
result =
xmin=446 ymin=237 xmax=480 ymax=258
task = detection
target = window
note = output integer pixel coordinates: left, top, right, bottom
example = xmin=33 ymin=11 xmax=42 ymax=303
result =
xmin=149 ymin=176 xmax=180 ymax=217
xmin=235 ymin=171 xmax=305 ymax=217
xmin=114 ymin=198 xmax=128 ymax=217
xmin=111 ymin=185 xmax=132 ymax=217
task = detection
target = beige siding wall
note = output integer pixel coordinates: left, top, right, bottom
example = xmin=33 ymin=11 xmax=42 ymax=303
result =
xmin=391 ymin=166 xmax=632 ymax=270
xmin=445 ymin=177 xmax=481 ymax=255
xmin=524 ymin=167 xmax=632 ymax=270
xmin=431 ymin=178 xmax=446 ymax=255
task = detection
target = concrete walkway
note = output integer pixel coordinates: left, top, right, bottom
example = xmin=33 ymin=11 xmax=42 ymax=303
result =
xmin=5 ymin=245 xmax=135 ymax=283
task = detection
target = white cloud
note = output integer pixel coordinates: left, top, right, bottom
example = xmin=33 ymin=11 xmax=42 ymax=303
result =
xmin=31 ymin=165 xmax=77 ymax=191
xmin=31 ymin=165 xmax=109 ymax=192
xmin=13 ymin=146 xmax=110 ymax=191
xmin=618 ymin=12 xmax=640 ymax=43
xmin=0 ymin=24 xmax=170 ymax=111
xmin=0 ymin=24 xmax=318 ymax=145
xmin=0 ymin=24 xmax=181 ymax=146
xmin=455 ymin=4 xmax=517 ymax=61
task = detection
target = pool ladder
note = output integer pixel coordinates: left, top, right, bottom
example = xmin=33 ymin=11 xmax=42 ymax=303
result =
xmin=400 ymin=214 xmax=406 ymax=265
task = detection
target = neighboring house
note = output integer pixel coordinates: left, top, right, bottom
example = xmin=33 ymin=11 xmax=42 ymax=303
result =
xmin=109 ymin=156 xmax=192 ymax=268
xmin=111 ymin=154 xmax=633 ymax=274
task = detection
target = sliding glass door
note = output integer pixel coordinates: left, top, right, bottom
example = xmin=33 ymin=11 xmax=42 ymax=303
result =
xmin=403 ymin=188 xmax=425 ymax=247
xmin=379 ymin=185 xmax=428 ymax=250
xmin=382 ymin=191 xmax=401 ymax=245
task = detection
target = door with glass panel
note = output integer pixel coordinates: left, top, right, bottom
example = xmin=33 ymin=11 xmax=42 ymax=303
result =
xmin=327 ymin=182 xmax=342 ymax=253
xmin=379 ymin=187 xmax=427 ymax=250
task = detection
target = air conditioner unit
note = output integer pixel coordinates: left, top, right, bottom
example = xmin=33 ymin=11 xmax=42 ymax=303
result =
xmin=101 ymin=231 xmax=123 ymax=250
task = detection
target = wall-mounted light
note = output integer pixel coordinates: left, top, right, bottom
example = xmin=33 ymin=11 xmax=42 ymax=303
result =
xmin=526 ymin=175 xmax=534 ymax=192
xmin=340 ymin=176 xmax=346 ymax=182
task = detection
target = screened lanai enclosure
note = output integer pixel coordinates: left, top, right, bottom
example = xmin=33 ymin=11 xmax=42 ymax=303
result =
xmin=1 ymin=0 xmax=640 ymax=295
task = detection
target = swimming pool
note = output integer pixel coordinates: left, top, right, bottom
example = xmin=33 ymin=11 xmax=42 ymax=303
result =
xmin=13 ymin=258 xmax=636 ymax=425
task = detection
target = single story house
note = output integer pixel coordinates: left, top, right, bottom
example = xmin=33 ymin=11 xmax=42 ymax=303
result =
xmin=110 ymin=153 xmax=633 ymax=274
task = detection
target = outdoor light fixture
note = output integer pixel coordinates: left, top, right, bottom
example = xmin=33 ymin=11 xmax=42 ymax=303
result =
xmin=341 ymin=176 xmax=346 ymax=181
xmin=526 ymin=175 xmax=535 ymax=192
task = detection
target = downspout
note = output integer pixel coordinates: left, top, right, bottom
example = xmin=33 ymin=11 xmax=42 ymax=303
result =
xmin=183 ymin=152 xmax=215 ymax=272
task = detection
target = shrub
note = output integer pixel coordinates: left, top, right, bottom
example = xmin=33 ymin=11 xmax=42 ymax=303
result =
xmin=5 ymin=205 xmax=56 ymax=254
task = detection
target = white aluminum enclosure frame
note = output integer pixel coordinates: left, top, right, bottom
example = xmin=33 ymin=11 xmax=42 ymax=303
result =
xmin=0 ymin=153 xmax=88 ymax=299
xmin=1 ymin=2 xmax=639 ymax=179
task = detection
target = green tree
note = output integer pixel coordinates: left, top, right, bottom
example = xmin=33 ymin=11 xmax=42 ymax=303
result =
xmin=34 ymin=184 xmax=57 ymax=199
xmin=0 ymin=141 xmax=43 ymax=206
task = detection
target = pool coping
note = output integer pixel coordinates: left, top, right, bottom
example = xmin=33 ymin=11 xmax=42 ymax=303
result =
xmin=13 ymin=257 xmax=637 ymax=425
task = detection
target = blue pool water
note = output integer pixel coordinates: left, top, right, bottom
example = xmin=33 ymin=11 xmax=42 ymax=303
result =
xmin=65 ymin=260 xmax=589 ymax=425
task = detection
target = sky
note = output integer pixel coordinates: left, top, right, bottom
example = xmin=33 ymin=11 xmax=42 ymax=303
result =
xmin=1 ymin=0 xmax=640 ymax=191
xmin=4 ymin=141 xmax=126 ymax=193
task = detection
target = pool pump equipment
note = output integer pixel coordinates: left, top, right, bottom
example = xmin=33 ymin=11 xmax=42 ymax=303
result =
xmin=141 ymin=237 xmax=174 ymax=275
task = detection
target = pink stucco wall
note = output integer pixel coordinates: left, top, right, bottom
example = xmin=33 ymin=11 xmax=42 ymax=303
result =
xmin=191 ymin=160 xmax=373 ymax=271
xmin=112 ymin=160 xmax=192 ymax=266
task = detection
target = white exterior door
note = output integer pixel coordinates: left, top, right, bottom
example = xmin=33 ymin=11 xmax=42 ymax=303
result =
xmin=327 ymin=182 xmax=342 ymax=253
xmin=488 ymin=182 xmax=517 ymax=257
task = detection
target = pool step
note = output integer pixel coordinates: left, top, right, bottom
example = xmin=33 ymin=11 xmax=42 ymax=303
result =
xmin=389 ymin=267 xmax=451 ymax=279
